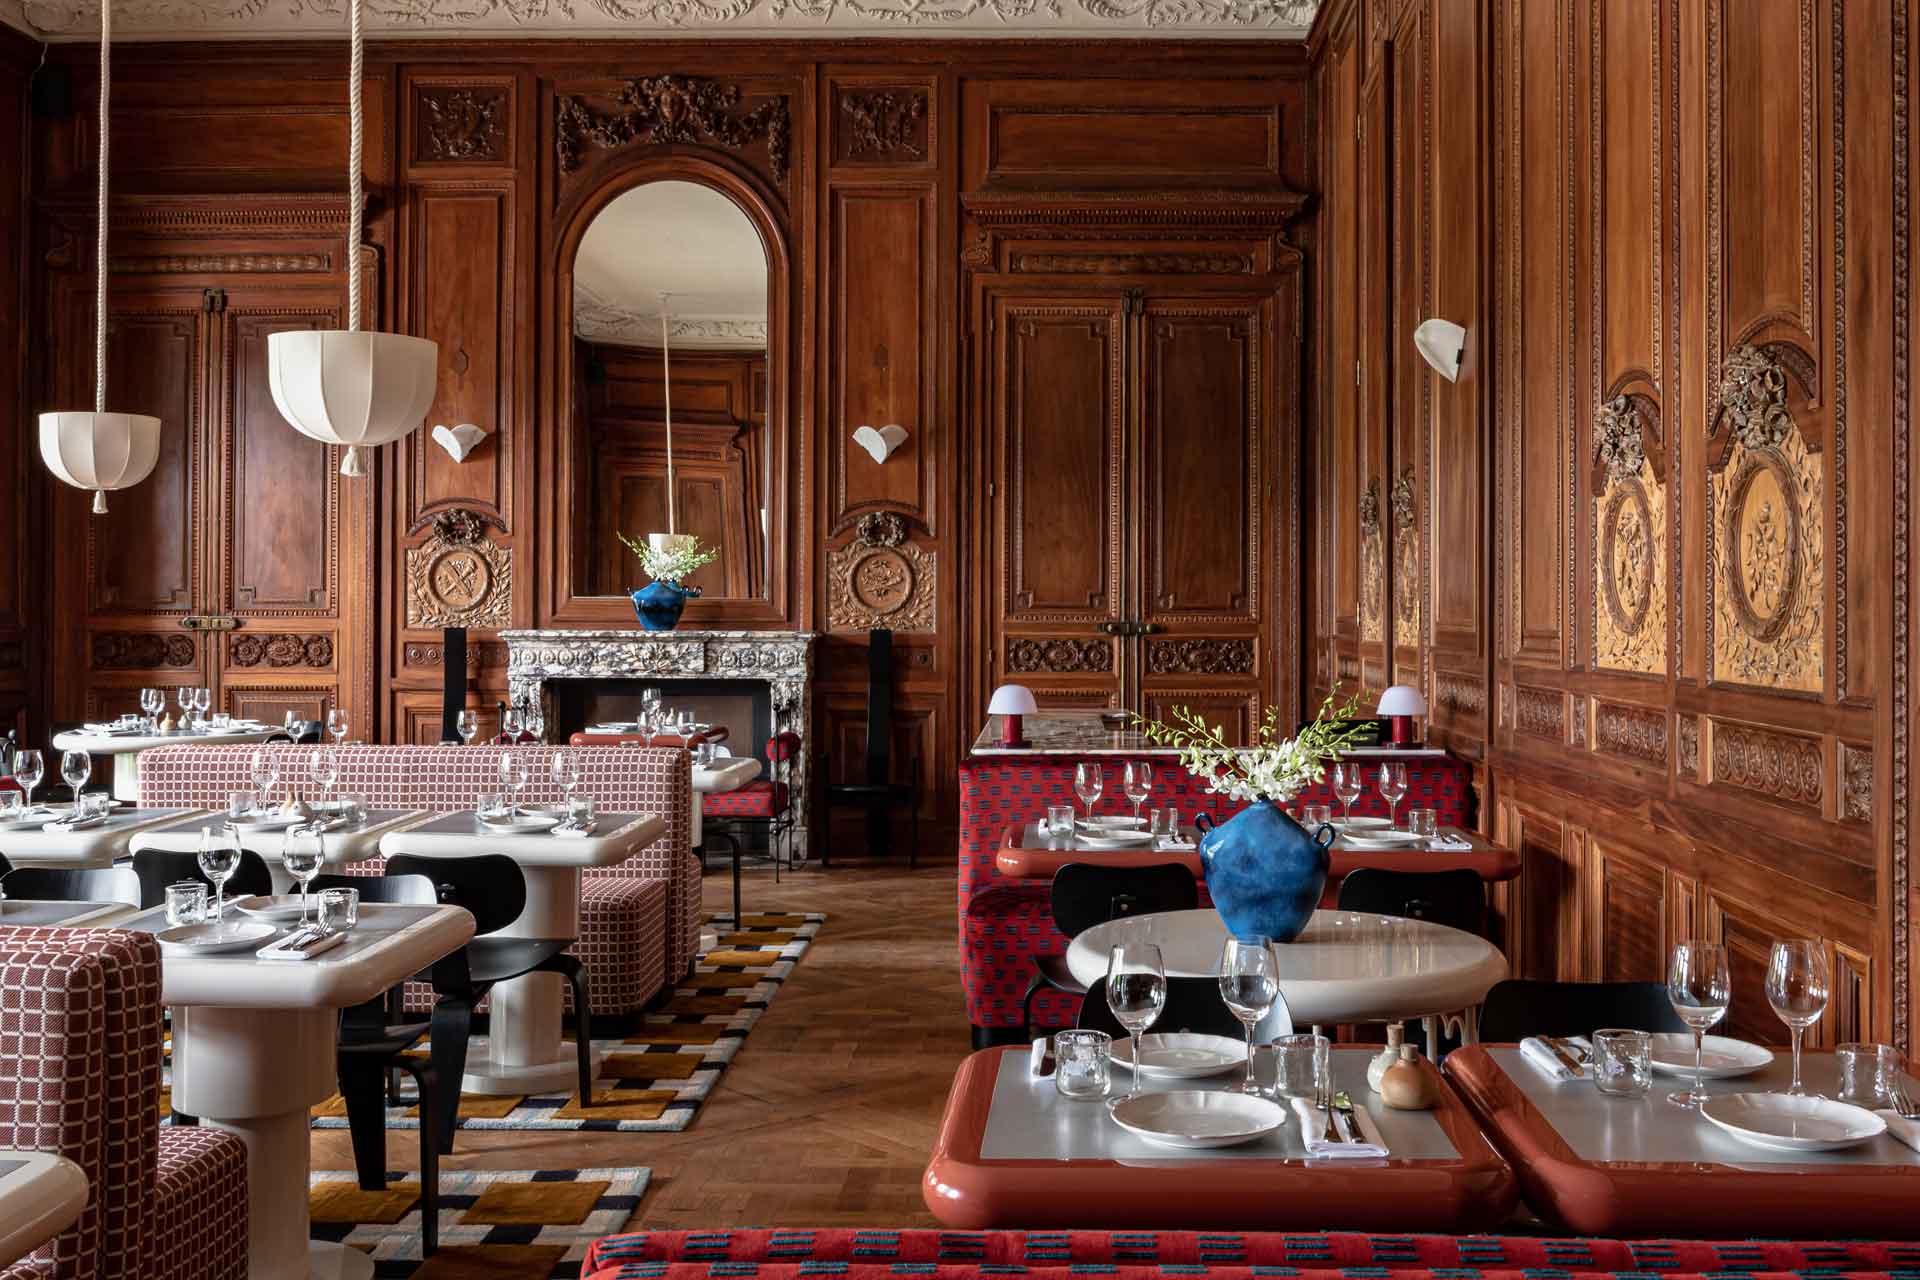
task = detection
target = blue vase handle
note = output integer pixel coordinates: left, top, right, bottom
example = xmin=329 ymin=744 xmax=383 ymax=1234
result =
xmin=1312 ymin=822 xmax=1336 ymax=850
xmin=1194 ymin=812 xmax=1216 ymax=835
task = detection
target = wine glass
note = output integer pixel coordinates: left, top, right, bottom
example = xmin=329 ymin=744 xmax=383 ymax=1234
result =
xmin=283 ymin=709 xmax=298 ymax=734
xmin=1333 ymin=761 xmax=1363 ymax=825
xmin=140 ymin=687 xmax=163 ymax=731
xmin=13 ymin=748 xmax=42 ymax=811
xmin=456 ymin=709 xmax=479 ymax=746
xmin=498 ymin=749 xmax=528 ymax=811
xmin=60 ymin=749 xmax=91 ymax=811
xmin=525 ymin=707 xmax=546 ymax=743
xmin=1378 ymin=763 xmax=1409 ymax=830
xmin=326 ymin=708 xmax=349 ymax=747
xmin=309 ymin=746 xmax=339 ymax=805
xmin=1218 ymin=935 xmax=1279 ymax=1094
xmin=1123 ymin=761 xmax=1154 ymax=824
xmin=1766 ymin=939 xmax=1830 ymax=1098
xmin=1105 ymin=940 xmax=1167 ymax=1102
xmin=501 ymin=707 xmax=523 ymax=743
xmin=1074 ymin=762 xmax=1104 ymax=824
xmin=282 ymin=823 xmax=325 ymax=927
xmin=1666 ymin=940 xmax=1732 ymax=1109
xmin=195 ymin=687 xmax=213 ymax=727
xmin=176 ymin=687 xmax=195 ymax=728
xmin=197 ymin=825 xmax=241 ymax=924
xmin=249 ymin=747 xmax=278 ymax=813
xmin=551 ymin=750 xmax=581 ymax=804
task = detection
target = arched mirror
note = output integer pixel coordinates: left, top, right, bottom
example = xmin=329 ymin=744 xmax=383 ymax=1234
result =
xmin=569 ymin=179 xmax=773 ymax=602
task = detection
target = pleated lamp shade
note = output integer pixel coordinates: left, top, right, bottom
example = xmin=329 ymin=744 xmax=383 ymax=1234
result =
xmin=267 ymin=329 xmax=439 ymax=476
xmin=39 ymin=411 xmax=162 ymax=513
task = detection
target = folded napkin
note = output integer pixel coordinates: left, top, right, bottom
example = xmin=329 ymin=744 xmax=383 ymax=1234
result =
xmin=43 ymin=815 xmax=106 ymax=833
xmin=1875 ymin=1109 xmax=1920 ymax=1153
xmin=551 ymin=823 xmax=597 ymax=839
xmin=1289 ymin=1096 xmax=1389 ymax=1157
xmin=1156 ymin=836 xmax=1198 ymax=851
xmin=1520 ymin=1035 xmax=1593 ymax=1082
xmin=1428 ymin=834 xmax=1475 ymax=851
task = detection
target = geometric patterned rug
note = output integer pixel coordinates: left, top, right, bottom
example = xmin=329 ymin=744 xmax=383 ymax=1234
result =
xmin=307 ymin=912 xmax=824 ymax=1135
xmin=309 ymin=1166 xmax=648 ymax=1278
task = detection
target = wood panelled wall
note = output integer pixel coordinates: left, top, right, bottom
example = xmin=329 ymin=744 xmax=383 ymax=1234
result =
xmin=0 ymin=27 xmax=34 ymax=747
xmin=11 ymin=38 xmax=1314 ymax=831
xmin=1306 ymin=0 xmax=1918 ymax=1052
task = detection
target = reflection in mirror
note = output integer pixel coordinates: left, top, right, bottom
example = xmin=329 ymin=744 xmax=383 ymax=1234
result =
xmin=573 ymin=180 xmax=770 ymax=601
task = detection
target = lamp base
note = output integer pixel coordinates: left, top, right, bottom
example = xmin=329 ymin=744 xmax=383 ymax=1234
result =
xmin=998 ymin=713 xmax=1030 ymax=749
xmin=1388 ymin=715 xmax=1422 ymax=748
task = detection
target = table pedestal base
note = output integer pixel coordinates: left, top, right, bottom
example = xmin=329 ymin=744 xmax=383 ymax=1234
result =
xmin=307 ymin=1241 xmax=374 ymax=1280
xmin=459 ymin=1033 xmax=605 ymax=1095
xmin=171 ymin=1005 xmax=338 ymax=1280
xmin=110 ymin=753 xmax=141 ymax=802
xmin=458 ymin=963 xmax=602 ymax=1097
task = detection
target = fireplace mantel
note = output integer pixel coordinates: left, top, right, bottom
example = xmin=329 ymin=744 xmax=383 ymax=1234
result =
xmin=503 ymin=628 xmax=818 ymax=859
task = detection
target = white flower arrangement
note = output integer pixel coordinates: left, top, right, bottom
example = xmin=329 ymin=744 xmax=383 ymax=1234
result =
xmin=618 ymin=532 xmax=719 ymax=584
xmin=1133 ymin=690 xmax=1370 ymax=805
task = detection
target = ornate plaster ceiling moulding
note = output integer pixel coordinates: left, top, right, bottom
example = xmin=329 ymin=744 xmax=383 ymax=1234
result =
xmin=8 ymin=0 xmax=1316 ymax=39
xmin=575 ymin=282 xmax=769 ymax=351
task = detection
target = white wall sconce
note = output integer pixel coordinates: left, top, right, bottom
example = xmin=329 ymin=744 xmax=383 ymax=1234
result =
xmin=853 ymin=423 xmax=909 ymax=464
xmin=432 ymin=423 xmax=488 ymax=463
xmin=1413 ymin=318 xmax=1467 ymax=383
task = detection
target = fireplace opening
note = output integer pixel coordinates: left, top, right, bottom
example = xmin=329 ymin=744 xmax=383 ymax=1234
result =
xmin=553 ymin=677 xmax=775 ymax=776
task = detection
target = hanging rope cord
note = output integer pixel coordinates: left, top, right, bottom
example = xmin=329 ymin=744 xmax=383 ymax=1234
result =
xmin=346 ymin=0 xmax=363 ymax=334
xmin=660 ymin=294 xmax=676 ymax=534
xmin=93 ymin=0 xmax=109 ymax=413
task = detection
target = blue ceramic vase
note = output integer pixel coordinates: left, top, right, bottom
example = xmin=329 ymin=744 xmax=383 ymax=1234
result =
xmin=1195 ymin=801 xmax=1336 ymax=943
xmin=630 ymin=580 xmax=699 ymax=631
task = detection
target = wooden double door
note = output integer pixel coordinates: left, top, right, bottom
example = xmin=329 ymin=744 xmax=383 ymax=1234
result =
xmin=46 ymin=275 xmax=372 ymax=730
xmin=981 ymin=280 xmax=1293 ymax=743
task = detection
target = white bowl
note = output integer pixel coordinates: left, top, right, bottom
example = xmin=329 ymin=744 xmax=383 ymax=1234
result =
xmin=1109 ymin=1089 xmax=1287 ymax=1149
xmin=1700 ymin=1092 xmax=1887 ymax=1152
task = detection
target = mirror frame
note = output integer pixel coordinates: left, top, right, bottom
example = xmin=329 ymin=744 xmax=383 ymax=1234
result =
xmin=543 ymin=151 xmax=796 ymax=627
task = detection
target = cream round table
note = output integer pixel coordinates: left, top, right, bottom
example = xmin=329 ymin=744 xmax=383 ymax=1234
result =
xmin=0 ymin=1149 xmax=88 ymax=1267
xmin=1066 ymin=908 xmax=1507 ymax=1040
xmin=51 ymin=725 xmax=279 ymax=801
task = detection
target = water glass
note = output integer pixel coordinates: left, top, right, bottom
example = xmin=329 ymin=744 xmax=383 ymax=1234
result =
xmin=164 ymin=882 xmax=208 ymax=928
xmin=1105 ymin=940 xmax=1167 ymax=1101
xmin=1074 ymin=762 xmax=1104 ymax=822
xmin=1148 ymin=808 xmax=1173 ymax=844
xmin=1045 ymin=804 xmax=1075 ymax=848
xmin=1408 ymin=808 xmax=1439 ymax=842
xmin=1123 ymin=761 xmax=1154 ymax=823
xmin=1837 ymin=1042 xmax=1899 ymax=1107
xmin=1332 ymin=761 xmax=1363 ymax=824
xmin=317 ymin=887 xmax=359 ymax=934
xmin=1273 ymin=1032 xmax=1328 ymax=1100
xmin=1053 ymin=1029 xmax=1113 ymax=1101
xmin=337 ymin=793 xmax=367 ymax=826
xmin=1301 ymin=803 xmax=1333 ymax=830
xmin=476 ymin=790 xmax=507 ymax=818
xmin=456 ymin=709 xmax=480 ymax=745
xmin=0 ymin=791 xmax=20 ymax=821
xmin=567 ymin=794 xmax=597 ymax=828
xmin=228 ymin=790 xmax=256 ymax=820
xmin=1378 ymin=762 xmax=1410 ymax=828
xmin=80 ymin=792 xmax=111 ymax=820
xmin=1218 ymin=936 xmax=1279 ymax=1093
xmin=1591 ymin=1028 xmax=1654 ymax=1097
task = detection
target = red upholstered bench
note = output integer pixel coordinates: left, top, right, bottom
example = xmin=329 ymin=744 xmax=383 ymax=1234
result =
xmin=578 ymin=1228 xmax=1917 ymax=1280
xmin=0 ymin=927 xmax=248 ymax=1280
xmin=957 ymin=752 xmax=1475 ymax=1046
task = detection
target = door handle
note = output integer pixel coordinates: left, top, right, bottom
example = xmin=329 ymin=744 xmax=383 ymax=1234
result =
xmin=1139 ymin=622 xmax=1164 ymax=635
xmin=178 ymin=616 xmax=241 ymax=632
xmin=1096 ymin=621 xmax=1122 ymax=636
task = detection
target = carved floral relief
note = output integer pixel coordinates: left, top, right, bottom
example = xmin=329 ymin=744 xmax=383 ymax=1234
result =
xmin=406 ymin=508 xmax=513 ymax=630
xmin=826 ymin=511 xmax=936 ymax=634
xmin=1390 ymin=467 xmax=1419 ymax=649
xmin=1359 ymin=477 xmax=1384 ymax=644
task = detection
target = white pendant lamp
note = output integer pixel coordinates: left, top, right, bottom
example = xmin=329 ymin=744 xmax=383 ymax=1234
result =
xmin=266 ymin=0 xmax=436 ymax=477
xmin=38 ymin=0 xmax=160 ymax=516
xmin=648 ymin=292 xmax=692 ymax=555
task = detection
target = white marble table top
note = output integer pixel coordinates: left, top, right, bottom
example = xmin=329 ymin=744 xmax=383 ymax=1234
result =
xmin=0 ymin=807 xmax=198 ymax=869
xmin=1067 ymin=907 xmax=1508 ymax=1026
xmin=0 ymin=1149 xmax=89 ymax=1267
xmin=380 ymin=810 xmax=666 ymax=868
xmin=970 ymin=712 xmax=1452 ymax=757
xmin=694 ymin=757 xmax=762 ymax=793
xmin=131 ymin=808 xmax=431 ymax=864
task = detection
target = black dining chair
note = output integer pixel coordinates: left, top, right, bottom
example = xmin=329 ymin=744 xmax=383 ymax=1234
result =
xmin=818 ymin=628 xmax=920 ymax=865
xmin=1077 ymin=975 xmax=1295 ymax=1041
xmin=130 ymin=846 xmax=274 ymax=908
xmin=384 ymin=853 xmax=596 ymax=1151
xmin=0 ymin=863 xmax=141 ymax=906
xmin=308 ymin=870 xmax=446 ymax=1256
xmin=1478 ymin=979 xmax=1689 ymax=1043
xmin=1024 ymin=862 xmax=1198 ymax=1038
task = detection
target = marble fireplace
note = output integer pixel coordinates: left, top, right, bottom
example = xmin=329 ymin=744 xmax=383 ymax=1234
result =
xmin=503 ymin=629 xmax=818 ymax=860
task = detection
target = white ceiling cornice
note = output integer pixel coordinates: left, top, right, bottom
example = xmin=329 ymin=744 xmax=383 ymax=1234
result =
xmin=3 ymin=0 xmax=1314 ymax=41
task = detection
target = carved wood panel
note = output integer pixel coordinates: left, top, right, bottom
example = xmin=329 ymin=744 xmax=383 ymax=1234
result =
xmin=1590 ymin=842 xmax=1668 ymax=984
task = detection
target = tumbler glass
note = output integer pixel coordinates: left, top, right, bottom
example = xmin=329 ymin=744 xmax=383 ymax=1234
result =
xmin=1591 ymin=1028 xmax=1654 ymax=1097
xmin=1837 ymin=1042 xmax=1898 ymax=1108
xmin=165 ymin=882 xmax=209 ymax=928
xmin=317 ymin=887 xmax=360 ymax=934
xmin=1273 ymin=1032 xmax=1328 ymax=1100
xmin=1052 ymin=1029 xmax=1113 ymax=1101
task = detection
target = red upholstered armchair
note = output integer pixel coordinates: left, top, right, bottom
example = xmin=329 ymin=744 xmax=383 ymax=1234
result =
xmin=701 ymin=732 xmax=802 ymax=872
xmin=0 ymin=927 xmax=247 ymax=1280
xmin=956 ymin=753 xmax=1475 ymax=1046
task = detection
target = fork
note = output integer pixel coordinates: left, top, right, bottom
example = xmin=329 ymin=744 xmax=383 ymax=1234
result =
xmin=1320 ymin=1078 xmax=1343 ymax=1144
xmin=1893 ymin=1082 xmax=1920 ymax=1120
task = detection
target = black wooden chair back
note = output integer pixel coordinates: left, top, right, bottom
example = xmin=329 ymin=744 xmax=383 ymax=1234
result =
xmin=1050 ymin=862 xmax=1198 ymax=940
xmin=131 ymin=847 xmax=274 ymax=909
xmin=1077 ymin=975 xmax=1294 ymax=1041
xmin=309 ymin=871 xmax=439 ymax=906
xmin=1336 ymin=867 xmax=1486 ymax=936
xmin=0 ymin=865 xmax=140 ymax=906
xmin=384 ymin=853 xmax=525 ymax=936
xmin=1478 ymin=979 xmax=1688 ymax=1042
xmin=864 ymin=628 xmax=894 ymax=785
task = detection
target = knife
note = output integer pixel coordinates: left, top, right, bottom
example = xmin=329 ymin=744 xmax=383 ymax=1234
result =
xmin=1543 ymin=1037 xmax=1585 ymax=1076
xmin=1331 ymin=1093 xmax=1360 ymax=1144
xmin=1551 ymin=1035 xmax=1590 ymax=1065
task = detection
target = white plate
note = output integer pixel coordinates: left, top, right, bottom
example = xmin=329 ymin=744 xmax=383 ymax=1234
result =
xmin=37 ymin=799 xmax=125 ymax=814
xmin=156 ymin=921 xmax=278 ymax=955
xmin=226 ymin=811 xmax=308 ymax=831
xmin=0 ymin=808 xmax=59 ymax=830
xmin=231 ymin=894 xmax=313 ymax=923
xmin=1649 ymin=1033 xmax=1775 ymax=1078
xmin=476 ymin=812 xmax=562 ymax=834
xmin=1114 ymin=1032 xmax=1247 ymax=1079
xmin=1109 ymin=1090 xmax=1287 ymax=1149
xmin=1330 ymin=816 xmax=1391 ymax=831
xmin=1700 ymin=1092 xmax=1887 ymax=1152
xmin=1076 ymin=815 xmax=1147 ymax=831
xmin=1074 ymin=829 xmax=1158 ymax=849
xmin=1336 ymin=829 xmax=1429 ymax=849
xmin=516 ymin=803 xmax=570 ymax=818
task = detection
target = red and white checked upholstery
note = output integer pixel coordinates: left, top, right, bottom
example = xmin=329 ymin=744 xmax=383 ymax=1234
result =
xmin=702 ymin=780 xmax=789 ymax=818
xmin=137 ymin=744 xmax=700 ymax=1003
xmin=0 ymin=927 xmax=247 ymax=1280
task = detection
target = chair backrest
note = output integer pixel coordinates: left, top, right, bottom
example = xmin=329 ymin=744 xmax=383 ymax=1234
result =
xmin=0 ymin=865 xmax=141 ymax=907
xmin=1077 ymin=974 xmax=1294 ymax=1041
xmin=130 ymin=846 xmax=274 ymax=908
xmin=1477 ymin=979 xmax=1689 ymax=1042
xmin=1050 ymin=862 xmax=1199 ymax=939
xmin=385 ymin=853 xmax=525 ymax=935
xmin=308 ymin=871 xmax=438 ymax=905
xmin=1336 ymin=867 xmax=1486 ymax=935
xmin=865 ymin=628 xmax=893 ymax=784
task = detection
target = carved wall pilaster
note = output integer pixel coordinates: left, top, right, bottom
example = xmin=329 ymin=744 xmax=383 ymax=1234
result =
xmin=1390 ymin=467 xmax=1419 ymax=648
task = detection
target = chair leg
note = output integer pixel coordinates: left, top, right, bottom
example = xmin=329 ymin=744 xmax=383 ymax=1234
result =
xmin=337 ymin=1057 xmax=392 ymax=1193
xmin=910 ymin=799 xmax=920 ymax=870
xmin=403 ymin=1061 xmax=440 ymax=1257
xmin=1021 ymin=972 xmax=1046 ymax=1041
xmin=427 ymin=998 xmax=476 ymax=1154
xmin=730 ymin=830 xmax=743 ymax=926
xmin=565 ymin=965 xmax=596 ymax=1107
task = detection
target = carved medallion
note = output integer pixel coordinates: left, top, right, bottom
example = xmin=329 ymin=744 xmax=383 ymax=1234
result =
xmin=556 ymin=75 xmax=790 ymax=182
xmin=1709 ymin=425 xmax=1824 ymax=692
xmin=91 ymin=631 xmax=196 ymax=669
xmin=1146 ymin=638 xmax=1254 ymax=676
xmin=826 ymin=511 xmax=934 ymax=633
xmin=406 ymin=507 xmax=512 ymax=630
xmin=418 ymin=87 xmax=508 ymax=163
xmin=229 ymin=633 xmax=333 ymax=669
xmin=1594 ymin=457 xmax=1667 ymax=676
xmin=838 ymin=88 xmax=927 ymax=160
xmin=1006 ymin=637 xmax=1113 ymax=674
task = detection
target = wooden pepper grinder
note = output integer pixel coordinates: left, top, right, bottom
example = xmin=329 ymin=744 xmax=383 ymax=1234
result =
xmin=1379 ymin=1043 xmax=1441 ymax=1110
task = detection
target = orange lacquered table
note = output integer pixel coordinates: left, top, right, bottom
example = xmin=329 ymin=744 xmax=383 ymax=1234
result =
xmin=922 ymin=1046 xmax=1517 ymax=1231
xmin=1444 ymin=1045 xmax=1920 ymax=1238
xmin=994 ymin=823 xmax=1521 ymax=883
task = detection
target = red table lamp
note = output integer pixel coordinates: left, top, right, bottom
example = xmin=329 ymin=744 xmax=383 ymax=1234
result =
xmin=987 ymin=684 xmax=1038 ymax=748
xmin=1377 ymin=684 xmax=1428 ymax=747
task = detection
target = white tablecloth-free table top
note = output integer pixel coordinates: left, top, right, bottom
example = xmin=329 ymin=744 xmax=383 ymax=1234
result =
xmin=51 ymin=724 xmax=279 ymax=755
xmin=0 ymin=807 xmax=198 ymax=870
xmin=0 ymin=898 xmax=135 ymax=927
xmin=131 ymin=808 xmax=431 ymax=870
xmin=0 ymin=1149 xmax=89 ymax=1267
xmin=379 ymin=811 xmax=666 ymax=867
xmin=691 ymin=757 xmax=761 ymax=845
xmin=1067 ymin=907 xmax=1508 ymax=1028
